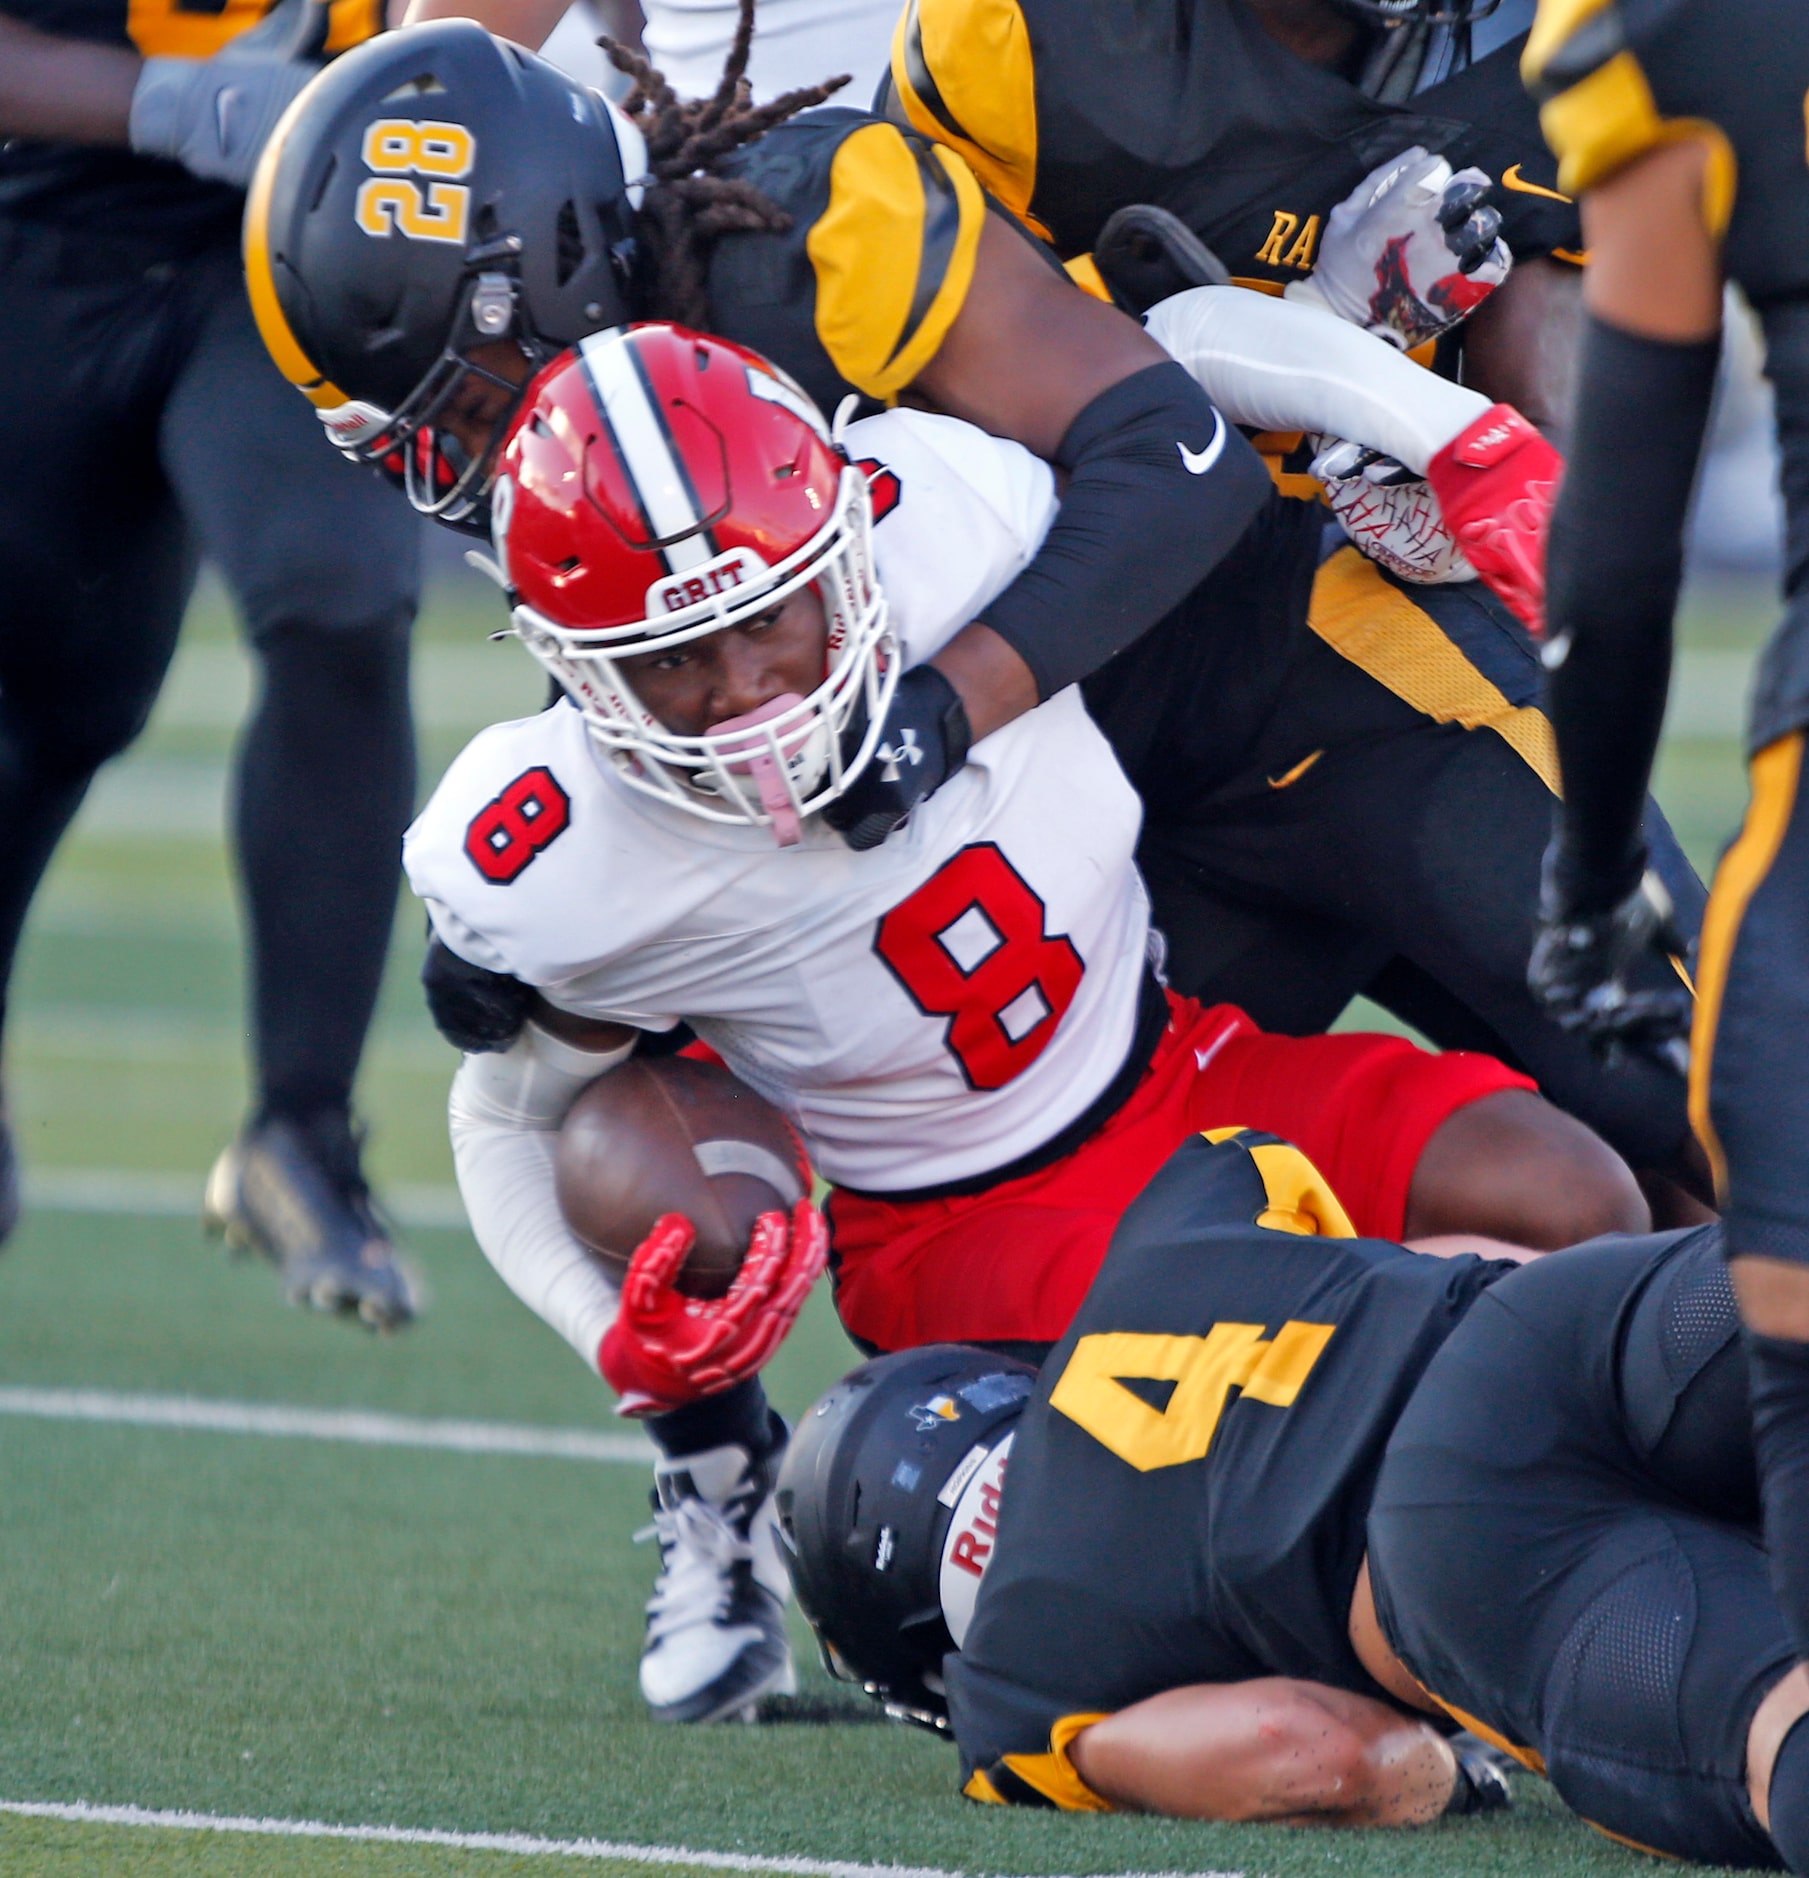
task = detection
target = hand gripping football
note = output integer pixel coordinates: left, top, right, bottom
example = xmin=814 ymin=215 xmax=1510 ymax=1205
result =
xmin=554 ymin=1055 xmax=810 ymax=1297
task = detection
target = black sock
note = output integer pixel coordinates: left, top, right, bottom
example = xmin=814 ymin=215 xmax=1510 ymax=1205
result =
xmin=1765 ymin=1709 xmax=1809 ymax=1874
xmin=1747 ymin=1330 xmax=1809 ymax=1661
xmin=647 ymin=1378 xmax=781 ymax=1463
xmin=236 ymin=617 xmax=415 ymax=1124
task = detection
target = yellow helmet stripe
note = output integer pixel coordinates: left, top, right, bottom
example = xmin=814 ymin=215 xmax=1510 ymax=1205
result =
xmin=242 ymin=65 xmax=351 ymax=410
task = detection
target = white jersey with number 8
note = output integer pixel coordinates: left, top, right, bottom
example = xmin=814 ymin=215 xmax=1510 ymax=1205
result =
xmin=405 ymin=409 xmax=1151 ymax=1194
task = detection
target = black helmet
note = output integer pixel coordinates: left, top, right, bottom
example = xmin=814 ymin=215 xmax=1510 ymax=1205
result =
xmin=775 ymin=1346 xmax=1034 ymax=1731
xmin=244 ymin=21 xmax=642 ymax=523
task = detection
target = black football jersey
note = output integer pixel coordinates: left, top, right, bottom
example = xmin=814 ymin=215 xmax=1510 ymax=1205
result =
xmin=1525 ymin=0 xmax=1809 ymax=311
xmin=708 ymin=108 xmax=990 ymax=420
xmin=890 ymin=0 xmax=1582 ymax=291
xmin=945 ymin=1129 xmax=1513 ymax=1809
xmin=0 ymin=0 xmax=381 ymax=241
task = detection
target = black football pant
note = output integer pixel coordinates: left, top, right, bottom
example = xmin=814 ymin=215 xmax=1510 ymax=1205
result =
xmin=1370 ymin=1226 xmax=1798 ymax=1869
xmin=0 ymin=217 xmax=419 ymax=1132
xmin=1088 ymin=547 xmax=1706 ymax=1178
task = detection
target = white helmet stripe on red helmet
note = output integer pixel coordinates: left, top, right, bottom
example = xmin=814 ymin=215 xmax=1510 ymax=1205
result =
xmin=578 ymin=329 xmax=716 ymax=576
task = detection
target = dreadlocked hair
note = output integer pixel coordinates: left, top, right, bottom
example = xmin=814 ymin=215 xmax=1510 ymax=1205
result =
xmin=602 ymin=0 xmax=849 ymax=329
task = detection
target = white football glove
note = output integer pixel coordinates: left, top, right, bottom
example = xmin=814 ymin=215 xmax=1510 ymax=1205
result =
xmin=129 ymin=0 xmax=329 ymax=187
xmin=1286 ymin=146 xmax=1512 ymax=351
xmin=1312 ymin=437 xmax=1476 ymax=586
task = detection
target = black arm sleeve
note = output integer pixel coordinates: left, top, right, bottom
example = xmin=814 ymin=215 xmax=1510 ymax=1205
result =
xmin=978 ymin=362 xmax=1271 ymax=700
xmin=1543 ymin=316 xmax=1720 ymax=911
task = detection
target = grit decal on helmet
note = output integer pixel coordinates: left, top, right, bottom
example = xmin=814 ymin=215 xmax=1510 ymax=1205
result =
xmin=775 ymin=1346 xmax=1034 ymax=1728
xmin=494 ymin=325 xmax=898 ymax=844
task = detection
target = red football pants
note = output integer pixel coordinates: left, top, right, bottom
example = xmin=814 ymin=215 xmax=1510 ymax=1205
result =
xmin=828 ymin=992 xmax=1533 ymax=1350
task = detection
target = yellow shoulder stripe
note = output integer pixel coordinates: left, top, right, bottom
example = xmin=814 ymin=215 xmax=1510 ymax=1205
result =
xmin=1200 ymin=1127 xmax=1357 ymax=1236
xmin=242 ymin=70 xmax=351 ymax=411
xmin=1308 ymin=548 xmax=1560 ymax=790
xmin=1522 ymin=0 xmax=1614 ymax=89
xmin=1001 ymin=1714 xmax=1115 ymax=1811
xmin=1063 ymin=252 xmax=1112 ymax=304
xmin=1690 ymin=732 xmax=1805 ymax=1198
xmin=807 ymin=127 xmax=986 ymax=401
xmin=1247 ymin=1142 xmax=1358 ymax=1239
xmin=891 ymin=0 xmax=1042 ymax=233
xmin=128 ymin=0 xmax=377 ymax=68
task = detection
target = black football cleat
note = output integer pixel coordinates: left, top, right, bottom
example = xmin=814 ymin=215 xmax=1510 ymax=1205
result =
xmin=203 ymin=1110 xmax=421 ymax=1329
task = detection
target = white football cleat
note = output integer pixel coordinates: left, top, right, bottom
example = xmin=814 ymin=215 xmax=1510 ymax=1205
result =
xmin=637 ymin=1437 xmax=797 ymax=1724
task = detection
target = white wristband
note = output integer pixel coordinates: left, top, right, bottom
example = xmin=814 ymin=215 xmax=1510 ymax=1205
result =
xmin=452 ymin=1021 xmax=636 ymax=1134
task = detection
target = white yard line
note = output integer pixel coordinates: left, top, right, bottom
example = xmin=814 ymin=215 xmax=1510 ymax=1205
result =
xmin=22 ymin=1166 xmax=469 ymax=1230
xmin=0 ymin=1386 xmax=650 ymax=1466
xmin=0 ymin=1800 xmax=1242 ymax=1878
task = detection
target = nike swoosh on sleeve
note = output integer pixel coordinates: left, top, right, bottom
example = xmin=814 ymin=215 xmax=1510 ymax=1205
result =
xmin=1177 ymin=412 xmax=1228 ymax=475
xmin=1500 ymin=164 xmax=1574 ymax=205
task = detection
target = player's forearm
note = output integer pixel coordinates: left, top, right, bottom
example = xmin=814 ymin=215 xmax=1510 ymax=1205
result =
xmin=447 ymin=1023 xmax=637 ymax=1369
xmin=1143 ymin=285 xmax=1491 ymax=475
xmin=1459 ymin=258 xmax=1584 ymax=445
xmin=1544 ymin=313 xmax=1718 ymax=909
xmin=399 ymin=0 xmax=569 ymax=44
xmin=1066 ymin=1679 xmax=1458 ymax=1826
xmin=0 ymin=15 xmax=138 ymax=144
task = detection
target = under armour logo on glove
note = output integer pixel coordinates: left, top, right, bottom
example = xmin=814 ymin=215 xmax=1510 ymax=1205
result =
xmin=877 ymin=729 xmax=926 ymax=782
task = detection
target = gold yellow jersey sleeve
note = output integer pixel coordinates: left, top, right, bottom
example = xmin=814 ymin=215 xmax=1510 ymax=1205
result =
xmin=710 ymin=109 xmax=989 ymax=413
xmin=889 ymin=0 xmax=1042 ymax=236
xmin=1522 ymin=0 xmax=1734 ymax=235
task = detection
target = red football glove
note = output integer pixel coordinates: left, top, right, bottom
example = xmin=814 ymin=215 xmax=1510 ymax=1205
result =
xmin=598 ymin=1201 xmax=828 ymax=1416
xmin=1425 ymin=404 xmax=1563 ymax=637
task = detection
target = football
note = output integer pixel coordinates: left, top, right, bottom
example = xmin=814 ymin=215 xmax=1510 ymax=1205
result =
xmin=554 ymin=1054 xmax=808 ymax=1298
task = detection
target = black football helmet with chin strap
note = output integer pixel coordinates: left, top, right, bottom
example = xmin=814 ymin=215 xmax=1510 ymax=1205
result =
xmin=775 ymin=1346 xmax=1035 ymax=1731
xmin=244 ymin=21 xmax=642 ymax=530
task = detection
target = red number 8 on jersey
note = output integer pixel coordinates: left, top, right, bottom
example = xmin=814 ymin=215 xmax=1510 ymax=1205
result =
xmin=875 ymin=844 xmax=1084 ymax=1091
xmin=465 ymin=767 xmax=572 ymax=883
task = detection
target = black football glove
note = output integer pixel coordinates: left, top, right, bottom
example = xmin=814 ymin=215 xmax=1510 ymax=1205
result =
xmin=1528 ymin=849 xmax=1694 ymax=1076
xmin=1443 ymin=1739 xmax=1513 ymax=1816
xmin=422 ymin=934 xmax=536 ymax=1053
xmin=823 ymin=665 xmax=972 ymax=852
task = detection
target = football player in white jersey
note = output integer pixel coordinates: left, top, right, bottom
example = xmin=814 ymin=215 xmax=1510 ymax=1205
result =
xmin=404 ymin=323 xmax=1651 ymax=1726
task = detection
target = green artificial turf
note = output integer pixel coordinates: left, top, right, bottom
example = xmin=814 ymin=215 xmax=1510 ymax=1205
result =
xmin=0 ymin=570 xmax=1775 ymax=1875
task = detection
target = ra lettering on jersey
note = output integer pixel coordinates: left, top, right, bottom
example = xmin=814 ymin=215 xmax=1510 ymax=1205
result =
xmin=403 ymin=407 xmax=1151 ymax=1195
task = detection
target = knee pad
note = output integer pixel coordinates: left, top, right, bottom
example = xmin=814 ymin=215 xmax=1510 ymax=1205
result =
xmin=1541 ymin=1526 xmax=1781 ymax=1868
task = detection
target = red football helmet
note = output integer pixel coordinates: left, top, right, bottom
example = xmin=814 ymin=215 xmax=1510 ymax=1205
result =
xmin=492 ymin=324 xmax=895 ymax=842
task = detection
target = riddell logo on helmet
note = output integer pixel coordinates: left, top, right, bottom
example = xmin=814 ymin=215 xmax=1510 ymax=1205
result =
xmin=646 ymin=547 xmax=770 ymax=618
xmin=938 ymin=1434 xmax=1014 ymax=1649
